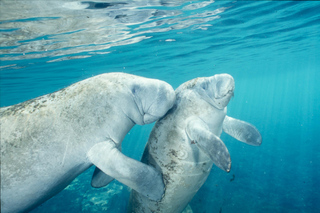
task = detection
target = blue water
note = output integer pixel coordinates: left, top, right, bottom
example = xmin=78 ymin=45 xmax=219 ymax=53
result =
xmin=1 ymin=1 xmax=319 ymax=212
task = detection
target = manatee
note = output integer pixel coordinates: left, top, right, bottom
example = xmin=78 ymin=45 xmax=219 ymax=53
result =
xmin=128 ymin=74 xmax=262 ymax=213
xmin=0 ymin=72 xmax=175 ymax=213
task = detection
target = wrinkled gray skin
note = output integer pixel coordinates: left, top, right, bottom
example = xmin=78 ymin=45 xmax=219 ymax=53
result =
xmin=128 ymin=74 xmax=262 ymax=213
xmin=0 ymin=73 xmax=176 ymax=213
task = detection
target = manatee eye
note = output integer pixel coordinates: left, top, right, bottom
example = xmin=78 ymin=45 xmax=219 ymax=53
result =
xmin=131 ymin=85 xmax=139 ymax=94
xmin=201 ymin=83 xmax=207 ymax=90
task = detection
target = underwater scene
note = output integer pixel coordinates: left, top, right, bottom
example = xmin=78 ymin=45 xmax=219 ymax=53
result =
xmin=1 ymin=0 xmax=319 ymax=212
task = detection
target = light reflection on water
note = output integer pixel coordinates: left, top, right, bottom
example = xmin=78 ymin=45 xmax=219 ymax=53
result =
xmin=0 ymin=0 xmax=226 ymax=63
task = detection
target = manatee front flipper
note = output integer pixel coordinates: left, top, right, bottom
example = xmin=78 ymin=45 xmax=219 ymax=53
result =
xmin=223 ymin=116 xmax=262 ymax=146
xmin=87 ymin=141 xmax=164 ymax=201
xmin=91 ymin=167 xmax=115 ymax=188
xmin=186 ymin=118 xmax=231 ymax=172
xmin=91 ymin=144 xmax=123 ymax=187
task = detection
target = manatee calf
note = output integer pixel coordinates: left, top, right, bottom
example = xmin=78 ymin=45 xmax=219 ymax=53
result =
xmin=128 ymin=74 xmax=262 ymax=213
xmin=0 ymin=72 xmax=175 ymax=213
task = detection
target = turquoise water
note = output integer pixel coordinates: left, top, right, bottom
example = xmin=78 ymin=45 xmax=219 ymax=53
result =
xmin=1 ymin=1 xmax=319 ymax=212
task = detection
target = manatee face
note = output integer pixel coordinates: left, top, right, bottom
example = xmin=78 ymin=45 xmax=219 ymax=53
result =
xmin=130 ymin=79 xmax=175 ymax=125
xmin=196 ymin=74 xmax=235 ymax=109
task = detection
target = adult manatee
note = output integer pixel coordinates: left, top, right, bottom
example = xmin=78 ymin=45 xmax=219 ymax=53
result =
xmin=0 ymin=72 xmax=175 ymax=213
xmin=128 ymin=74 xmax=262 ymax=213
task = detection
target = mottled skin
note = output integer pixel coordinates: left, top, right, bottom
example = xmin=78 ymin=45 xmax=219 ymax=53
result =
xmin=128 ymin=74 xmax=262 ymax=213
xmin=0 ymin=73 xmax=175 ymax=213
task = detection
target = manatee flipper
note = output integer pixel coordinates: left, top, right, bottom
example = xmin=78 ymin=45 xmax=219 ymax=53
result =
xmin=223 ymin=116 xmax=262 ymax=146
xmin=87 ymin=140 xmax=164 ymax=201
xmin=186 ymin=118 xmax=231 ymax=172
xmin=91 ymin=167 xmax=115 ymax=188
xmin=91 ymin=145 xmax=123 ymax=187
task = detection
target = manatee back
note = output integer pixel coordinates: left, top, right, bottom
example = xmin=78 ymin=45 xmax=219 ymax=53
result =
xmin=0 ymin=76 xmax=113 ymax=186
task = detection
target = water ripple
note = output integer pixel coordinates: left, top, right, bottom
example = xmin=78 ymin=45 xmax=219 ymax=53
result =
xmin=0 ymin=0 xmax=224 ymax=63
xmin=0 ymin=0 xmax=319 ymax=68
